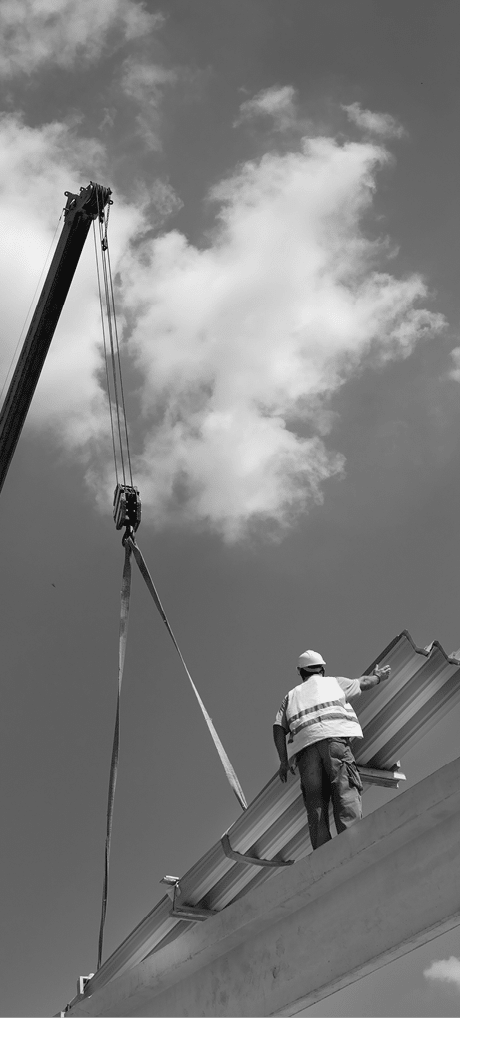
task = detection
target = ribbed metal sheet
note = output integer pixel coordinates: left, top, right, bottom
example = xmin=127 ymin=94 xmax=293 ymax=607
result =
xmin=70 ymin=630 xmax=459 ymax=1008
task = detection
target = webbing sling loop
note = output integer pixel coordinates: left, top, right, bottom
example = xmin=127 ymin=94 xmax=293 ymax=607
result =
xmin=126 ymin=535 xmax=248 ymax=813
xmin=97 ymin=538 xmax=247 ymax=969
xmin=97 ymin=541 xmax=132 ymax=970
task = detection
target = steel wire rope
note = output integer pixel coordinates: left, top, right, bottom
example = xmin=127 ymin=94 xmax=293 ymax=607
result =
xmin=0 ymin=209 xmax=64 ymax=407
xmin=93 ymin=222 xmax=119 ymax=485
xmin=95 ymin=186 xmax=127 ymax=486
xmin=104 ymin=219 xmax=133 ymax=486
xmin=99 ymin=218 xmax=126 ymax=486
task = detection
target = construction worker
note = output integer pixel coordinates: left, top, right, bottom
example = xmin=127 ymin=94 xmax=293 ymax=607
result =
xmin=273 ymin=650 xmax=391 ymax=850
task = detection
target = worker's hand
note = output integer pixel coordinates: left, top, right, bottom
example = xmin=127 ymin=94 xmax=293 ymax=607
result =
xmin=278 ymin=762 xmax=289 ymax=782
xmin=278 ymin=760 xmax=296 ymax=783
xmin=374 ymin=664 xmax=391 ymax=683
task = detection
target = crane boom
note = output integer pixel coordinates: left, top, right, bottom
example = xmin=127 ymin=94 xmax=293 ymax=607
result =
xmin=0 ymin=181 xmax=111 ymax=495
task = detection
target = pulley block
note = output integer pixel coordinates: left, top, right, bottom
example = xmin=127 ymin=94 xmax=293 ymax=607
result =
xmin=113 ymin=483 xmax=141 ymax=533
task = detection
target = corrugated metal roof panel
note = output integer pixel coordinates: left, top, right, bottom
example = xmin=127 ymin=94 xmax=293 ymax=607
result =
xmin=70 ymin=630 xmax=459 ymax=1007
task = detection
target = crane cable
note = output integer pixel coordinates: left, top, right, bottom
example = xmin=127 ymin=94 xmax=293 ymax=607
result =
xmin=93 ymin=219 xmax=119 ymax=486
xmin=93 ymin=187 xmax=133 ymax=487
xmin=93 ymin=200 xmax=247 ymax=971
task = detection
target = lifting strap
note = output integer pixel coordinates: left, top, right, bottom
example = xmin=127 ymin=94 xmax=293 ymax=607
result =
xmin=97 ymin=541 xmax=132 ymax=970
xmin=126 ymin=535 xmax=248 ymax=813
xmin=97 ymin=536 xmax=248 ymax=969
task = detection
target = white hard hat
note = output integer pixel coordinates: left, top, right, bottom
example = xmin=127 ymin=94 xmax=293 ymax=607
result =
xmin=297 ymin=650 xmax=326 ymax=669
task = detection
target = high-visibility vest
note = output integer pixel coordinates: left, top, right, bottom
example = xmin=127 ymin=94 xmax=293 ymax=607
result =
xmin=276 ymin=675 xmax=363 ymax=758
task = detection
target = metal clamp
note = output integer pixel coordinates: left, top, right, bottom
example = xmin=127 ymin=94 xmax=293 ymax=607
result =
xmin=221 ymin=832 xmax=294 ymax=868
xmin=160 ymin=875 xmax=217 ymax=922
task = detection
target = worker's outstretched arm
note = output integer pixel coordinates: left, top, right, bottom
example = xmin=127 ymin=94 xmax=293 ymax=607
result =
xmin=358 ymin=664 xmax=391 ymax=690
xmin=273 ymin=724 xmax=294 ymax=783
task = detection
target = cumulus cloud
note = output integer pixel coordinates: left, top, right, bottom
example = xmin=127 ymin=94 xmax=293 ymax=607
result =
xmin=448 ymin=346 xmax=460 ymax=381
xmin=424 ymin=956 xmax=460 ymax=986
xmin=343 ymin=102 xmax=406 ymax=139
xmin=0 ymin=112 xmax=446 ymax=542
xmin=0 ymin=0 xmax=161 ymax=78
xmin=119 ymin=135 xmax=445 ymax=539
xmin=236 ymin=85 xmax=297 ymax=130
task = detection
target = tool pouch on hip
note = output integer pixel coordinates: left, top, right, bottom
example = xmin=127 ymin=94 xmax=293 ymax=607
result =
xmin=346 ymin=761 xmax=364 ymax=794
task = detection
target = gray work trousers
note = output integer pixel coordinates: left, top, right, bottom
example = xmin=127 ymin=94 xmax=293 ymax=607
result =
xmin=297 ymin=737 xmax=363 ymax=850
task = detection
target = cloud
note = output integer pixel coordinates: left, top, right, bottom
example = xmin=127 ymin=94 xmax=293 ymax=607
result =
xmin=343 ymin=102 xmax=406 ymax=139
xmin=0 ymin=112 xmax=446 ymax=542
xmin=132 ymin=177 xmax=182 ymax=226
xmin=424 ymin=957 xmax=460 ymax=986
xmin=0 ymin=0 xmax=161 ymax=78
xmin=448 ymin=346 xmax=460 ymax=381
xmin=121 ymin=58 xmax=175 ymax=103
xmin=120 ymin=57 xmax=177 ymax=150
xmin=236 ymin=85 xmax=297 ymax=130
xmin=119 ymin=135 xmax=445 ymax=540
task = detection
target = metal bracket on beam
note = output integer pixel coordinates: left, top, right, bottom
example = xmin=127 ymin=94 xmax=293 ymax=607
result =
xmin=221 ymin=832 xmax=295 ymax=868
xmin=358 ymin=765 xmax=406 ymax=789
xmin=77 ymin=974 xmax=94 ymax=996
xmin=160 ymin=875 xmax=217 ymax=922
xmin=170 ymin=900 xmax=217 ymax=923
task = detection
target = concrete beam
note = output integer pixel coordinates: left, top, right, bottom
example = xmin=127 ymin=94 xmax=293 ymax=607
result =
xmin=67 ymin=759 xmax=459 ymax=1018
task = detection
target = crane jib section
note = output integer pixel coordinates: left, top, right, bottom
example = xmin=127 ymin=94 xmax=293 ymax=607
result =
xmin=0 ymin=182 xmax=111 ymax=496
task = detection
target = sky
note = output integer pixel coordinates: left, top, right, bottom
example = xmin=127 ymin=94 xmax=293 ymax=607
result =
xmin=0 ymin=0 xmax=461 ymax=1023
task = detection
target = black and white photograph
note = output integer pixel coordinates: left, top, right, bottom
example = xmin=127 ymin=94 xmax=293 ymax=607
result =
xmin=0 ymin=0 xmax=461 ymax=1023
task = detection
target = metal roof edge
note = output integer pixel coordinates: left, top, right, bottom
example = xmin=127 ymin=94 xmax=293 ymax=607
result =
xmin=364 ymin=630 xmax=460 ymax=674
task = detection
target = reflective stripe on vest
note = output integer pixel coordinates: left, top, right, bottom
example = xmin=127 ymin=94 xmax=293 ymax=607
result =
xmin=286 ymin=677 xmax=359 ymax=738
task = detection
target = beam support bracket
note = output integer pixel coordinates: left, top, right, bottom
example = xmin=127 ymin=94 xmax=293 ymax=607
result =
xmin=161 ymin=876 xmax=217 ymax=922
xmin=358 ymin=765 xmax=406 ymax=788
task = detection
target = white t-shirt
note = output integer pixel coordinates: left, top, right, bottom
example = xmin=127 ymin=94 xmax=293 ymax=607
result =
xmin=274 ymin=674 xmax=363 ymax=758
